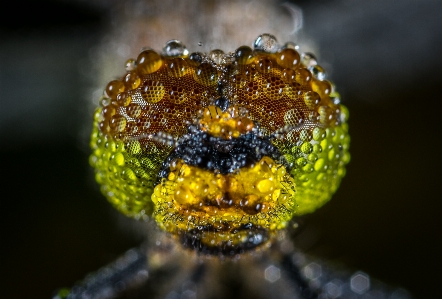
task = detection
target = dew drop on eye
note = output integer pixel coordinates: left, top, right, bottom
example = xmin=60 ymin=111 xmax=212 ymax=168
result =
xmin=162 ymin=39 xmax=189 ymax=57
xmin=254 ymin=33 xmax=279 ymax=53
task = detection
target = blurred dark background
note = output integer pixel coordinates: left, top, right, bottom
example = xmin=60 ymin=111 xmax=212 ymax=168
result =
xmin=1 ymin=0 xmax=441 ymax=298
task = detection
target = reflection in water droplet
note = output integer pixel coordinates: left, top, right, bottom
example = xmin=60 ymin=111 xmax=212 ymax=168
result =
xmin=189 ymin=52 xmax=203 ymax=66
xmin=139 ymin=46 xmax=153 ymax=52
xmin=235 ymin=46 xmax=254 ymax=65
xmin=309 ymin=65 xmax=326 ymax=81
xmin=100 ymin=97 xmax=111 ymax=107
xmin=303 ymin=91 xmax=320 ymax=109
xmin=330 ymin=92 xmax=341 ymax=105
xmin=301 ymin=52 xmax=317 ymax=67
xmin=209 ymin=49 xmax=225 ymax=65
xmin=282 ymin=41 xmax=299 ymax=50
xmin=254 ymin=34 xmax=279 ymax=53
xmin=162 ymin=39 xmax=189 ymax=57
xmin=125 ymin=59 xmax=136 ymax=71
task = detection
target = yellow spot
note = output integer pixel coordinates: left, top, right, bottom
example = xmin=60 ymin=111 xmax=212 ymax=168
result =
xmin=256 ymin=179 xmax=274 ymax=193
xmin=200 ymin=105 xmax=254 ymax=139
xmin=151 ymin=157 xmax=297 ymax=245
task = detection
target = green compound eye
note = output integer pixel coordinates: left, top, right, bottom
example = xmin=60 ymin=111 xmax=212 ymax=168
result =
xmin=89 ymin=35 xmax=350 ymax=253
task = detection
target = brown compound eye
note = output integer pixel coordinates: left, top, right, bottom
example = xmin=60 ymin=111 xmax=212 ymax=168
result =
xmin=90 ymin=35 xmax=350 ymax=254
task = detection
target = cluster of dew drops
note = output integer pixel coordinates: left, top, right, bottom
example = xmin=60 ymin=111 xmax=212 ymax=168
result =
xmin=98 ymin=33 xmax=343 ymax=154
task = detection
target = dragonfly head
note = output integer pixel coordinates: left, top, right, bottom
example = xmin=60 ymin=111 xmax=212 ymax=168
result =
xmin=90 ymin=35 xmax=350 ymax=254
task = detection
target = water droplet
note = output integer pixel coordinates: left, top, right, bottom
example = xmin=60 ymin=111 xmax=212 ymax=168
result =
xmin=166 ymin=58 xmax=189 ymax=77
xmin=257 ymin=57 xmax=273 ymax=73
xmin=102 ymin=104 xmax=117 ymax=118
xmin=309 ymin=65 xmax=326 ymax=80
xmin=140 ymin=46 xmax=153 ymax=52
xmin=194 ymin=63 xmax=218 ymax=86
xmin=312 ymin=127 xmax=326 ymax=141
xmin=125 ymin=59 xmax=136 ymax=71
xmin=303 ymin=91 xmax=320 ymax=109
xmin=318 ymin=106 xmax=333 ymax=124
xmin=126 ymin=103 xmax=141 ymax=118
xmin=116 ymin=93 xmax=131 ymax=107
xmin=340 ymin=105 xmax=350 ymax=123
xmin=162 ymin=39 xmax=189 ymax=57
xmin=313 ymin=144 xmax=322 ymax=153
xmin=301 ymin=52 xmax=317 ymax=67
xmin=308 ymin=153 xmax=318 ymax=162
xmin=123 ymin=71 xmax=141 ymax=90
xmin=105 ymin=80 xmax=125 ymax=100
xmin=109 ymin=115 xmax=127 ymax=132
xmin=299 ymin=129 xmax=312 ymax=141
xmin=330 ymin=92 xmax=341 ymax=105
xmin=235 ymin=46 xmax=254 ymax=65
xmin=141 ymin=80 xmax=165 ymax=103
xmin=308 ymin=111 xmax=319 ymax=122
xmin=276 ymin=48 xmax=300 ymax=69
xmin=301 ymin=142 xmax=313 ymax=154
xmin=282 ymin=41 xmax=299 ymax=50
xmin=296 ymin=157 xmax=307 ymax=167
xmin=100 ymin=97 xmax=111 ymax=107
xmin=253 ymin=34 xmax=279 ymax=53
xmin=136 ymin=50 xmax=162 ymax=74
xmin=209 ymin=49 xmax=225 ymax=65
xmin=302 ymin=164 xmax=314 ymax=173
xmin=295 ymin=68 xmax=312 ymax=85
xmin=189 ymin=52 xmax=203 ymax=66
xmin=122 ymin=168 xmax=136 ymax=181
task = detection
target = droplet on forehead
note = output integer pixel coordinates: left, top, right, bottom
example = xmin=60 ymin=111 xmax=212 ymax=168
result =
xmin=301 ymin=52 xmax=318 ymax=67
xmin=189 ymin=52 xmax=203 ymax=66
xmin=125 ymin=58 xmax=136 ymax=71
xmin=253 ymin=34 xmax=279 ymax=53
xmin=209 ymin=49 xmax=225 ymax=65
xmin=282 ymin=41 xmax=299 ymax=50
xmin=162 ymin=39 xmax=189 ymax=57
xmin=309 ymin=65 xmax=326 ymax=81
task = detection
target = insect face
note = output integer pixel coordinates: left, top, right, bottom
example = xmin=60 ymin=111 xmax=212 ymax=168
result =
xmin=90 ymin=35 xmax=350 ymax=254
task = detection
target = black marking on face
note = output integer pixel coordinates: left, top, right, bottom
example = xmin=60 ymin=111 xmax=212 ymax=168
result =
xmin=158 ymin=127 xmax=282 ymax=180
xmin=214 ymin=96 xmax=229 ymax=111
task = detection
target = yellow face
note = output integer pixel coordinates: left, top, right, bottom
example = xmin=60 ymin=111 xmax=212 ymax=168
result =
xmin=89 ymin=37 xmax=350 ymax=253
